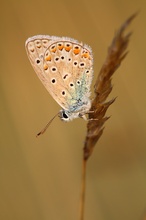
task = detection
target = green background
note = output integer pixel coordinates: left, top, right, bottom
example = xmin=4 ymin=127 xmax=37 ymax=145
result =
xmin=0 ymin=0 xmax=146 ymax=220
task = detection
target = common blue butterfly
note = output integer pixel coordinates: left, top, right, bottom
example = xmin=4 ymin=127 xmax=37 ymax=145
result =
xmin=25 ymin=35 xmax=93 ymax=122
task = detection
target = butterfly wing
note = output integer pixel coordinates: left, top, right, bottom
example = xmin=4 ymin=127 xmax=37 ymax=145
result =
xmin=25 ymin=35 xmax=93 ymax=112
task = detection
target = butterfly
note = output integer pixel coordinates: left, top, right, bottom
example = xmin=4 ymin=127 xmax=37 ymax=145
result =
xmin=25 ymin=35 xmax=93 ymax=133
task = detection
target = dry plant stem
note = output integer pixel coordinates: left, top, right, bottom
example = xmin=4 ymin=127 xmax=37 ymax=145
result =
xmin=85 ymin=12 xmax=137 ymax=160
xmin=79 ymin=159 xmax=86 ymax=220
xmin=79 ymin=13 xmax=137 ymax=220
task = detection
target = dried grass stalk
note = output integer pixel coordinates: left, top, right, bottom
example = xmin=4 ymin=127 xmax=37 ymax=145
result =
xmin=79 ymin=13 xmax=137 ymax=220
xmin=84 ymin=13 xmax=137 ymax=160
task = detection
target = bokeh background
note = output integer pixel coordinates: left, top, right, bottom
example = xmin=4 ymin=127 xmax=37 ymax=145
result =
xmin=0 ymin=0 xmax=146 ymax=220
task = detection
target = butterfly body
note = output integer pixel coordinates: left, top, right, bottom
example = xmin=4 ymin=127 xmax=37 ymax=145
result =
xmin=25 ymin=35 xmax=93 ymax=121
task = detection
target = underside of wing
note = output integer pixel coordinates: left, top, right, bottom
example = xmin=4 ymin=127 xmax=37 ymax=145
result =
xmin=25 ymin=35 xmax=93 ymax=111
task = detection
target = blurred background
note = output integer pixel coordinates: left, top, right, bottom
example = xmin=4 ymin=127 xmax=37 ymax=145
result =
xmin=0 ymin=0 xmax=146 ymax=220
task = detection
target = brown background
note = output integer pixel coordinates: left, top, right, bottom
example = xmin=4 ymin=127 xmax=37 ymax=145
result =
xmin=0 ymin=0 xmax=146 ymax=220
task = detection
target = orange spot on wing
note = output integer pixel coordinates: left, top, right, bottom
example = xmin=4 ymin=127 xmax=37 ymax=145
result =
xmin=65 ymin=45 xmax=72 ymax=52
xmin=58 ymin=44 xmax=64 ymax=50
xmin=50 ymin=47 xmax=56 ymax=53
xmin=44 ymin=64 xmax=48 ymax=70
xmin=73 ymin=48 xmax=80 ymax=55
xmin=45 ymin=55 xmax=51 ymax=61
xmin=81 ymin=52 xmax=90 ymax=58
xmin=30 ymin=49 xmax=34 ymax=52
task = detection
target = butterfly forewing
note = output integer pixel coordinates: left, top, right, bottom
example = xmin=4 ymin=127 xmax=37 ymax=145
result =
xmin=25 ymin=35 xmax=93 ymax=112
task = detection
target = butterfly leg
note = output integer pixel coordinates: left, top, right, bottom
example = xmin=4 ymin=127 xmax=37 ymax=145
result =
xmin=79 ymin=114 xmax=87 ymax=120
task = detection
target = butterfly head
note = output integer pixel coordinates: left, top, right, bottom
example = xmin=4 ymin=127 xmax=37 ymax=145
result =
xmin=59 ymin=109 xmax=80 ymax=121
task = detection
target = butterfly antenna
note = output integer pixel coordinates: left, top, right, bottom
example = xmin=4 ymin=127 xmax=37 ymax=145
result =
xmin=36 ymin=112 xmax=59 ymax=137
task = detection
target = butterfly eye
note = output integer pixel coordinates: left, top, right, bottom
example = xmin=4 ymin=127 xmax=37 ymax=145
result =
xmin=59 ymin=110 xmax=69 ymax=121
xmin=62 ymin=111 xmax=69 ymax=119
